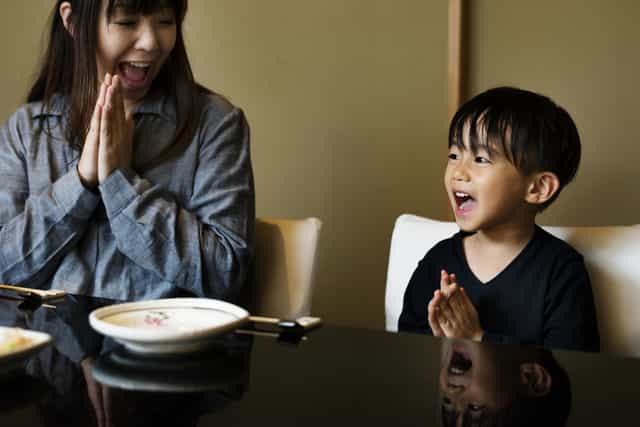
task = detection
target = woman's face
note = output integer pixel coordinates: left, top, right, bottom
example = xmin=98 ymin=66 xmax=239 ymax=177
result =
xmin=96 ymin=1 xmax=177 ymax=108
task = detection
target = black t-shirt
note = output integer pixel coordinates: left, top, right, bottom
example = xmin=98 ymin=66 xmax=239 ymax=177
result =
xmin=398 ymin=226 xmax=600 ymax=352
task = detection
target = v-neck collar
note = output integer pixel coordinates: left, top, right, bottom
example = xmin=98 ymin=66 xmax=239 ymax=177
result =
xmin=454 ymin=225 xmax=541 ymax=287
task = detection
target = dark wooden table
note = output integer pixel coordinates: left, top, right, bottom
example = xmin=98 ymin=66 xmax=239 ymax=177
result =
xmin=0 ymin=294 xmax=638 ymax=426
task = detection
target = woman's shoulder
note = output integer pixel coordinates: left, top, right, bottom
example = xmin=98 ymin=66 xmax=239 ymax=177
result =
xmin=1 ymin=98 xmax=66 ymax=143
xmin=4 ymin=96 xmax=66 ymax=124
xmin=199 ymin=89 xmax=245 ymax=122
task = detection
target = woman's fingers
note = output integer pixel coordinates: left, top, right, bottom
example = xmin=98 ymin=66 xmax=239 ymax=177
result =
xmin=97 ymin=76 xmax=108 ymax=107
xmin=77 ymin=79 xmax=109 ymax=189
xmin=101 ymin=85 xmax=115 ymax=139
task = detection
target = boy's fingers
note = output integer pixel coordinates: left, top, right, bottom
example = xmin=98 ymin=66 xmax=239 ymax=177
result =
xmin=439 ymin=298 xmax=455 ymax=324
xmin=428 ymin=293 xmax=444 ymax=336
xmin=428 ymin=306 xmax=443 ymax=337
xmin=459 ymin=288 xmax=477 ymax=316
xmin=448 ymin=287 xmax=464 ymax=310
xmin=440 ymin=270 xmax=452 ymax=296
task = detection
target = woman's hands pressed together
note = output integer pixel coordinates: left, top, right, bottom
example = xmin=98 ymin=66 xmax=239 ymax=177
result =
xmin=77 ymin=73 xmax=134 ymax=189
xmin=427 ymin=269 xmax=484 ymax=341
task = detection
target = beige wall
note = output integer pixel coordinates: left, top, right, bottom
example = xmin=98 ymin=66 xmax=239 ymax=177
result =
xmin=468 ymin=0 xmax=640 ymax=227
xmin=0 ymin=3 xmax=50 ymax=121
xmin=2 ymin=1 xmax=636 ymax=330
xmin=183 ymin=0 xmax=449 ymax=329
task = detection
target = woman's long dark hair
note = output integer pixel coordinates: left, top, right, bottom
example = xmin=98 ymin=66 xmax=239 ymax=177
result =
xmin=28 ymin=0 xmax=208 ymax=170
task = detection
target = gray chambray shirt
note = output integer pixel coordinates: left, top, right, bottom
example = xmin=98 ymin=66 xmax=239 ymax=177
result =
xmin=0 ymin=92 xmax=254 ymax=302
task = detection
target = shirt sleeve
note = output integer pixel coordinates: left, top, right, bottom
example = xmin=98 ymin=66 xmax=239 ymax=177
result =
xmin=398 ymin=259 xmax=433 ymax=334
xmin=98 ymin=107 xmax=255 ymax=301
xmin=543 ymin=253 xmax=600 ymax=352
xmin=0 ymin=111 xmax=99 ymax=287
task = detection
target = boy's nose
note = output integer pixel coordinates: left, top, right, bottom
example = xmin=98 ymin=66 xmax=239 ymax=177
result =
xmin=453 ymin=163 xmax=470 ymax=181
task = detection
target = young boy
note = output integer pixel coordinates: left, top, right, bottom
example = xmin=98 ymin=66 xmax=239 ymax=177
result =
xmin=398 ymin=87 xmax=600 ymax=352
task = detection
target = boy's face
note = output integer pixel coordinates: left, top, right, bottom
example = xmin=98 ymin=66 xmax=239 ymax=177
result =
xmin=444 ymin=127 xmax=534 ymax=233
xmin=439 ymin=339 xmax=519 ymax=419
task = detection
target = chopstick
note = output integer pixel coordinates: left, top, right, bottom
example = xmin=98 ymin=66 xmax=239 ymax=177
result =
xmin=248 ymin=315 xmax=322 ymax=331
xmin=0 ymin=284 xmax=66 ymax=301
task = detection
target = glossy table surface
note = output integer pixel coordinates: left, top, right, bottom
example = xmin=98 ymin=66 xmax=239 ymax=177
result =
xmin=1 ymin=293 xmax=639 ymax=426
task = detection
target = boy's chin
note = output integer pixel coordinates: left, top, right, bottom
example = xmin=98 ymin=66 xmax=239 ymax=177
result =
xmin=453 ymin=217 xmax=479 ymax=233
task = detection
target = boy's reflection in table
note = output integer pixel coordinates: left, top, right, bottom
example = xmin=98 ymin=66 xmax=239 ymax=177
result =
xmin=439 ymin=338 xmax=571 ymax=427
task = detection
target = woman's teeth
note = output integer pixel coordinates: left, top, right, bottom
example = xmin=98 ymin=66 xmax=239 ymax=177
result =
xmin=120 ymin=62 xmax=151 ymax=83
xmin=125 ymin=61 xmax=151 ymax=69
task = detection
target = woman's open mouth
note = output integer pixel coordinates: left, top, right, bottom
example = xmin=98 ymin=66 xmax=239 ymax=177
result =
xmin=118 ymin=61 xmax=152 ymax=89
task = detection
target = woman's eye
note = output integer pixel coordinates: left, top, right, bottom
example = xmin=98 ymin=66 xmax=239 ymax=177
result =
xmin=115 ymin=20 xmax=137 ymax=27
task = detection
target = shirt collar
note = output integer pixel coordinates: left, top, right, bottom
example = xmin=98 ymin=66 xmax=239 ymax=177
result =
xmin=32 ymin=91 xmax=176 ymax=124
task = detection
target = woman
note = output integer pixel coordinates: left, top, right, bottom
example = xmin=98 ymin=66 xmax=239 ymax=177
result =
xmin=0 ymin=0 xmax=254 ymax=301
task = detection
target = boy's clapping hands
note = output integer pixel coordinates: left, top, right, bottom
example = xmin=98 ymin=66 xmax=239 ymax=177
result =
xmin=427 ymin=270 xmax=484 ymax=341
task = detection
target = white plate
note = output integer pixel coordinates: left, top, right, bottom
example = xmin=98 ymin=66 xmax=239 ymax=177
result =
xmin=0 ymin=326 xmax=52 ymax=376
xmin=89 ymin=298 xmax=249 ymax=354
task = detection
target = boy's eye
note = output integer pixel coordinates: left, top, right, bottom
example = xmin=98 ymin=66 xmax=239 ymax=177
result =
xmin=468 ymin=403 xmax=485 ymax=413
xmin=474 ymin=156 xmax=491 ymax=164
xmin=448 ymin=153 xmax=459 ymax=161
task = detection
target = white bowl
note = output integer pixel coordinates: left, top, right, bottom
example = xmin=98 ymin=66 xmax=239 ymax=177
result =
xmin=89 ymin=298 xmax=249 ymax=354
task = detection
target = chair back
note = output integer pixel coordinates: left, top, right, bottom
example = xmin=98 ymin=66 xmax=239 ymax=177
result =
xmin=249 ymin=217 xmax=322 ymax=319
xmin=385 ymin=214 xmax=640 ymax=357
xmin=385 ymin=215 xmax=457 ymax=332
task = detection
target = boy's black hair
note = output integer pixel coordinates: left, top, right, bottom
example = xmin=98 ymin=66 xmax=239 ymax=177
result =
xmin=448 ymin=87 xmax=581 ymax=210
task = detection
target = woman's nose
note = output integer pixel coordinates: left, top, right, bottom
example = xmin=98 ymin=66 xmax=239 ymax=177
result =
xmin=135 ymin=21 xmax=159 ymax=52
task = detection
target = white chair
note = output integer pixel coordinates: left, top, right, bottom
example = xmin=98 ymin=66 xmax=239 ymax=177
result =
xmin=385 ymin=214 xmax=640 ymax=357
xmin=247 ymin=217 xmax=322 ymax=319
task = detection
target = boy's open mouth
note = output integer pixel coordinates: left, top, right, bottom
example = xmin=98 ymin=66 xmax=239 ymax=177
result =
xmin=453 ymin=191 xmax=476 ymax=213
xmin=448 ymin=351 xmax=472 ymax=375
xmin=119 ymin=61 xmax=152 ymax=86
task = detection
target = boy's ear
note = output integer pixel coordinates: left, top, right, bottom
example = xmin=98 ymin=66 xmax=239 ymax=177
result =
xmin=520 ymin=363 xmax=552 ymax=398
xmin=59 ymin=2 xmax=74 ymax=36
xmin=524 ymin=172 xmax=560 ymax=206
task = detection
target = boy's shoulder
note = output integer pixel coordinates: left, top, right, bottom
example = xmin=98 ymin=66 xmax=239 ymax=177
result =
xmin=533 ymin=225 xmax=585 ymax=265
xmin=420 ymin=229 xmax=466 ymax=262
xmin=534 ymin=225 xmax=582 ymax=258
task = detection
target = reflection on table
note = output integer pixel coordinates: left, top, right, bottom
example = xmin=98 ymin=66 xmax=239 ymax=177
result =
xmin=439 ymin=338 xmax=570 ymax=427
